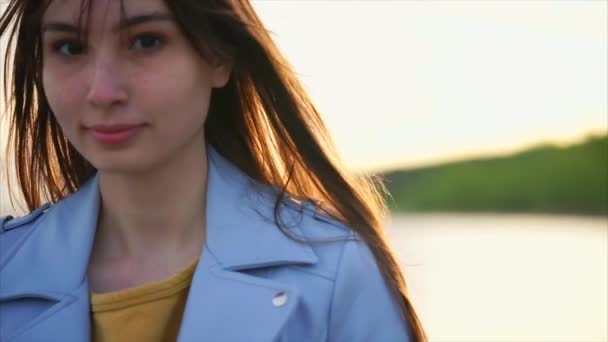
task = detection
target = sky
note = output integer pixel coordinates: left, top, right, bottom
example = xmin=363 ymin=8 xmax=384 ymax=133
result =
xmin=252 ymin=0 xmax=607 ymax=171
xmin=1 ymin=0 xmax=607 ymax=172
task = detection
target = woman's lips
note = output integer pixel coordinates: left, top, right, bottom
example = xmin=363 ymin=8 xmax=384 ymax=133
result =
xmin=89 ymin=124 xmax=145 ymax=145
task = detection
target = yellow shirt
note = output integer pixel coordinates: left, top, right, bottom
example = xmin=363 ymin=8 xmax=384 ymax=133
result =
xmin=90 ymin=258 xmax=199 ymax=342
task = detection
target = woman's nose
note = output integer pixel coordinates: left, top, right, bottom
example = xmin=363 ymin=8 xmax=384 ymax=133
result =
xmin=86 ymin=58 xmax=128 ymax=109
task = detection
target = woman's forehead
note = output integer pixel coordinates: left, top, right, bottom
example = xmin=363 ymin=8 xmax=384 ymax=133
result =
xmin=42 ymin=0 xmax=170 ymax=26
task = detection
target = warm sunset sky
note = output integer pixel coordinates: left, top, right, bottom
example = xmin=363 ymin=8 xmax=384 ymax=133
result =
xmin=1 ymin=1 xmax=606 ymax=172
xmin=252 ymin=0 xmax=607 ymax=171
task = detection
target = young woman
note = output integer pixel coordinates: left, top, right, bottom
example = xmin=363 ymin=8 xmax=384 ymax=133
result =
xmin=0 ymin=0 xmax=426 ymax=341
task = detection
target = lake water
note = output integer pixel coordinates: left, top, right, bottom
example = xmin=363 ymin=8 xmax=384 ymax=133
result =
xmin=387 ymin=213 xmax=607 ymax=342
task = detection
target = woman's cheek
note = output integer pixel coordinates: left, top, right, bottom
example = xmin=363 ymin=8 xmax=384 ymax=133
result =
xmin=45 ymin=79 xmax=82 ymax=140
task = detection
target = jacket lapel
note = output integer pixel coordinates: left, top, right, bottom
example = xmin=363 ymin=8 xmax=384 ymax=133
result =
xmin=177 ymin=248 xmax=303 ymax=342
xmin=178 ymin=148 xmax=318 ymax=341
xmin=7 ymin=280 xmax=92 ymax=342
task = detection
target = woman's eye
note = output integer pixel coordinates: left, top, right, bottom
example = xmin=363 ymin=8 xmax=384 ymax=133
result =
xmin=53 ymin=41 xmax=86 ymax=56
xmin=131 ymin=34 xmax=163 ymax=50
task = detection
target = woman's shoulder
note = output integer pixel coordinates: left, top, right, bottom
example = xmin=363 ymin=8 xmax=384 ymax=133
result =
xmin=0 ymin=203 xmax=51 ymax=233
xmin=269 ymin=197 xmax=382 ymax=286
xmin=0 ymin=203 xmax=51 ymax=259
xmin=1 ymin=203 xmax=51 ymax=239
xmin=282 ymin=198 xmax=355 ymax=239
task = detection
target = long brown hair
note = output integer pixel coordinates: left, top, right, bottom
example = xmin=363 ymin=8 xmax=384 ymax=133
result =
xmin=1 ymin=0 xmax=426 ymax=339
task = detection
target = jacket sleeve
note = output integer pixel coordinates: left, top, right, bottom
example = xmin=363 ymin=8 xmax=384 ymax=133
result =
xmin=327 ymin=239 xmax=413 ymax=342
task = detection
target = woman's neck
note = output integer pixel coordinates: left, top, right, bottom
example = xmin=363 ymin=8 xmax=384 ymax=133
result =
xmin=93 ymin=143 xmax=208 ymax=263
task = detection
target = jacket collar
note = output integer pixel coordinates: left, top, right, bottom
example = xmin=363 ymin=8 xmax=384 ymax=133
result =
xmin=0 ymin=145 xmax=318 ymax=299
xmin=204 ymin=147 xmax=318 ymax=270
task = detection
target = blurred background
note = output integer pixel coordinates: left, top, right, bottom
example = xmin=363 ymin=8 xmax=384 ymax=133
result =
xmin=254 ymin=2 xmax=607 ymax=341
xmin=1 ymin=1 xmax=607 ymax=341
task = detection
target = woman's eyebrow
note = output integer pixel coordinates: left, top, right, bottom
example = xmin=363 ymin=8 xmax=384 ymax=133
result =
xmin=117 ymin=12 xmax=173 ymax=30
xmin=41 ymin=12 xmax=173 ymax=34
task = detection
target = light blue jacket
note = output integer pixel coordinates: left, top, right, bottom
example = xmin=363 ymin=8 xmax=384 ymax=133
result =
xmin=0 ymin=147 xmax=412 ymax=342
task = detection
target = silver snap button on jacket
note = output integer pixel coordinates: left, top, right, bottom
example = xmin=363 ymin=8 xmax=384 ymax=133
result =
xmin=272 ymin=291 xmax=288 ymax=307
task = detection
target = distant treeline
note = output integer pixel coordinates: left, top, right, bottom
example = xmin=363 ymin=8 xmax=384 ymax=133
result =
xmin=381 ymin=134 xmax=607 ymax=215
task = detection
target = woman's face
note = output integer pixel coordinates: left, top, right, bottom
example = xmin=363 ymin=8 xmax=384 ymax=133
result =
xmin=41 ymin=0 xmax=231 ymax=174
